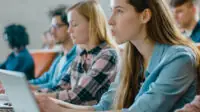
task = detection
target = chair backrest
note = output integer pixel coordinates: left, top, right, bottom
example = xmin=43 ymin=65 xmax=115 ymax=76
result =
xmin=30 ymin=50 xmax=58 ymax=78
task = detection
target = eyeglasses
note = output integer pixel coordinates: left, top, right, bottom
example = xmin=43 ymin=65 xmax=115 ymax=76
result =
xmin=50 ymin=24 xmax=66 ymax=30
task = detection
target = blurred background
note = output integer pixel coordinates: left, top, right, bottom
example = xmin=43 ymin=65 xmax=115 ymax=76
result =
xmin=0 ymin=0 xmax=199 ymax=62
xmin=0 ymin=0 xmax=112 ymax=62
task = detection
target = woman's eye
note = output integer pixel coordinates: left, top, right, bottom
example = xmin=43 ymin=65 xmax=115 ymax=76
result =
xmin=116 ymin=9 xmax=123 ymax=13
xmin=72 ymin=23 xmax=77 ymax=27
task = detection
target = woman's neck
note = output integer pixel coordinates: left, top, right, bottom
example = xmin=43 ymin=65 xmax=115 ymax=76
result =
xmin=62 ymin=39 xmax=74 ymax=56
xmin=131 ymin=38 xmax=155 ymax=69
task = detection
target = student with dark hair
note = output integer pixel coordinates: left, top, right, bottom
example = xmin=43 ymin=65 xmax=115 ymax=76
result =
xmin=170 ymin=0 xmax=200 ymax=42
xmin=0 ymin=24 xmax=35 ymax=80
xmin=48 ymin=5 xmax=69 ymax=26
xmin=29 ymin=5 xmax=78 ymax=91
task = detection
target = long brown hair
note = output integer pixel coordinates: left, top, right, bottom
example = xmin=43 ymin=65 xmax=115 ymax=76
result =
xmin=67 ymin=0 xmax=118 ymax=49
xmin=114 ymin=0 xmax=200 ymax=110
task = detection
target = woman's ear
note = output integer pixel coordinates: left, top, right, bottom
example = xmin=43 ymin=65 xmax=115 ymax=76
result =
xmin=140 ymin=9 xmax=152 ymax=24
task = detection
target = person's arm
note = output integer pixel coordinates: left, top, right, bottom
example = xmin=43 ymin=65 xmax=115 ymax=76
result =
xmin=29 ymin=57 xmax=60 ymax=86
xmin=56 ymin=50 xmax=118 ymax=104
xmin=43 ymin=74 xmax=120 ymax=111
xmin=123 ymin=51 xmax=197 ymax=112
xmin=37 ymin=73 xmax=121 ymax=112
xmin=61 ymin=109 xmax=121 ymax=112
xmin=40 ymin=72 xmax=119 ymax=111
xmin=93 ymin=72 xmax=120 ymax=111
xmin=37 ymin=95 xmax=120 ymax=112
xmin=29 ymin=72 xmax=51 ymax=85
xmin=48 ymin=97 xmax=94 ymax=110
xmin=35 ymin=80 xmax=54 ymax=89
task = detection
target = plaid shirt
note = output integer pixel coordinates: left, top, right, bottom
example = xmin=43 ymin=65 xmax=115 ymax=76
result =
xmin=56 ymin=42 xmax=119 ymax=105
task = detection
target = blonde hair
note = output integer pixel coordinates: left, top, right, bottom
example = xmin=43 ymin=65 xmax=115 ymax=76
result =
xmin=67 ymin=0 xmax=118 ymax=48
xmin=114 ymin=0 xmax=200 ymax=110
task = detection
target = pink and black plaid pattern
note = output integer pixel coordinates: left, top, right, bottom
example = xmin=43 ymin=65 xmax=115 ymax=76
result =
xmin=56 ymin=42 xmax=119 ymax=105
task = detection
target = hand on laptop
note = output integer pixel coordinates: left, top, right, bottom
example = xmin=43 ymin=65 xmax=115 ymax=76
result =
xmin=34 ymin=90 xmax=57 ymax=99
xmin=49 ymin=97 xmax=75 ymax=109
xmin=36 ymin=95 xmax=65 ymax=112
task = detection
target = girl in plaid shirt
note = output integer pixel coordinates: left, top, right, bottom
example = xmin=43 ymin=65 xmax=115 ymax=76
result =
xmin=37 ymin=0 xmax=120 ymax=106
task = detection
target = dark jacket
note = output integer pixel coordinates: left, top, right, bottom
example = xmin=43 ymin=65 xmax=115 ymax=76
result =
xmin=0 ymin=48 xmax=35 ymax=80
xmin=191 ymin=20 xmax=200 ymax=42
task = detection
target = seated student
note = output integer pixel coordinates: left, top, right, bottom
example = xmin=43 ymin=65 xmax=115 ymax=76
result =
xmin=170 ymin=0 xmax=200 ymax=42
xmin=29 ymin=6 xmax=77 ymax=90
xmin=0 ymin=24 xmax=35 ymax=80
xmin=36 ymin=0 xmax=119 ymax=105
xmin=41 ymin=30 xmax=62 ymax=51
xmin=36 ymin=0 xmax=200 ymax=112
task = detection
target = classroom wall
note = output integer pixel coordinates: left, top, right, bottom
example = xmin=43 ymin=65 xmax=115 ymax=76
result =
xmin=0 ymin=0 xmax=111 ymax=62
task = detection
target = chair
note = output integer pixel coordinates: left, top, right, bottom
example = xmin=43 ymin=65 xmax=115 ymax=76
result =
xmin=30 ymin=50 xmax=58 ymax=78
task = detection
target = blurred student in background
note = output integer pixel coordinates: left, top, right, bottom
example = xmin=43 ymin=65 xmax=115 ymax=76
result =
xmin=29 ymin=5 xmax=78 ymax=91
xmin=170 ymin=0 xmax=200 ymax=42
xmin=41 ymin=30 xmax=54 ymax=49
xmin=0 ymin=24 xmax=35 ymax=80
xmin=41 ymin=30 xmax=62 ymax=51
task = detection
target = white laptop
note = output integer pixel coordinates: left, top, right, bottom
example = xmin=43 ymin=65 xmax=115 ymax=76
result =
xmin=0 ymin=69 xmax=40 ymax=112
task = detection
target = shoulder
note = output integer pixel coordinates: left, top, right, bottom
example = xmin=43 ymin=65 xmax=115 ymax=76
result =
xmin=161 ymin=45 xmax=196 ymax=66
xmin=98 ymin=44 xmax=118 ymax=57
xmin=95 ymin=45 xmax=119 ymax=64
xmin=18 ymin=49 xmax=34 ymax=63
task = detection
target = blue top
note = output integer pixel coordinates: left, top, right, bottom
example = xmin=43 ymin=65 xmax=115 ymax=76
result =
xmin=0 ymin=48 xmax=35 ymax=80
xmin=29 ymin=45 xmax=77 ymax=89
xmin=191 ymin=21 xmax=200 ymax=42
xmin=93 ymin=43 xmax=197 ymax=112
